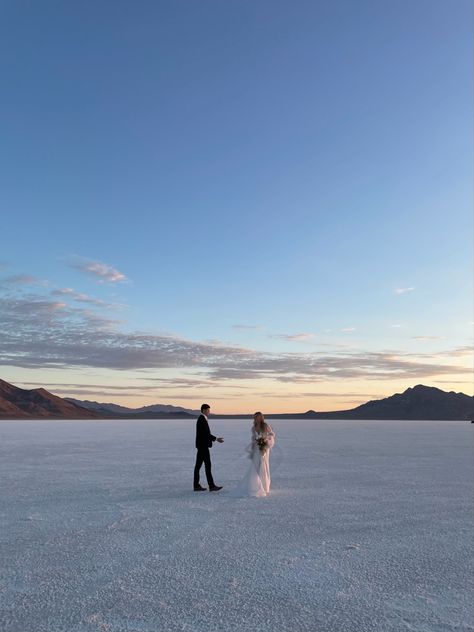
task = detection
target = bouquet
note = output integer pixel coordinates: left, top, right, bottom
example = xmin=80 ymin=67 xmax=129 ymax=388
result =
xmin=256 ymin=435 xmax=268 ymax=453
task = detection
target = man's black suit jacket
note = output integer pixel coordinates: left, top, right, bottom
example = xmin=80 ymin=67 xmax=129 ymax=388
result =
xmin=195 ymin=414 xmax=216 ymax=449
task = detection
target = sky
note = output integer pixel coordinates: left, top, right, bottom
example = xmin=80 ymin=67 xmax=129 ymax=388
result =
xmin=0 ymin=0 xmax=472 ymax=413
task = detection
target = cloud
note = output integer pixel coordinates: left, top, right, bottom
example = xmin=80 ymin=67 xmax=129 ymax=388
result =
xmin=50 ymin=388 xmax=141 ymax=397
xmin=412 ymin=336 xmax=444 ymax=341
xmin=232 ymin=324 xmax=262 ymax=330
xmin=0 ymin=291 xmax=470 ymax=383
xmin=51 ymin=287 xmax=123 ymax=309
xmin=341 ymin=327 xmax=356 ymax=332
xmin=17 ymin=381 xmax=160 ymax=391
xmin=2 ymin=297 xmax=67 ymax=316
xmin=52 ymin=287 xmax=105 ymax=306
xmin=395 ymin=287 xmax=415 ymax=294
xmin=434 ymin=380 xmax=473 ymax=384
xmin=1 ymin=274 xmax=45 ymax=286
xmin=269 ymin=333 xmax=315 ymax=341
xmin=317 ymin=342 xmax=352 ymax=349
xmin=256 ymin=391 xmax=378 ymax=399
xmin=390 ymin=346 xmax=472 ymax=361
xmin=70 ymin=258 xmax=127 ymax=283
xmin=437 ymin=346 xmax=473 ymax=358
xmin=137 ymin=376 xmax=250 ymax=391
xmin=14 ymin=379 xmax=237 ymax=400
xmin=390 ymin=324 xmax=403 ymax=328
xmin=0 ymin=295 xmax=117 ymax=338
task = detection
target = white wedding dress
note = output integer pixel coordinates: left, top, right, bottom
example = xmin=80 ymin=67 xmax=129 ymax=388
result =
xmin=233 ymin=424 xmax=275 ymax=497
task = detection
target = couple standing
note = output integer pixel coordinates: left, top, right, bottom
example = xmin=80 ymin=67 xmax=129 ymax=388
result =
xmin=193 ymin=403 xmax=276 ymax=497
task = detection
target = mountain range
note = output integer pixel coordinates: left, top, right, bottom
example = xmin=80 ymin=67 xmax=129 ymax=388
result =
xmin=64 ymin=398 xmax=200 ymax=417
xmin=302 ymin=384 xmax=473 ymax=421
xmin=0 ymin=379 xmax=472 ymax=420
xmin=0 ymin=379 xmax=97 ymax=419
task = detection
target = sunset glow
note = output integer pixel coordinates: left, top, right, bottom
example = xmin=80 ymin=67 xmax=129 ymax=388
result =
xmin=0 ymin=1 xmax=472 ymax=413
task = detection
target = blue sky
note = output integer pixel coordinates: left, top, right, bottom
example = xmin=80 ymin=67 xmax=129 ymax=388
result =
xmin=0 ymin=1 xmax=472 ymax=412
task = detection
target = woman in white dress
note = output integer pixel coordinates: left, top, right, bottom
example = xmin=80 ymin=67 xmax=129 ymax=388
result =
xmin=234 ymin=412 xmax=275 ymax=497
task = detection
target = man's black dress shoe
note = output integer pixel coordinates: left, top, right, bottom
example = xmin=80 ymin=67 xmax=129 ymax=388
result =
xmin=209 ymin=485 xmax=223 ymax=492
xmin=193 ymin=485 xmax=207 ymax=491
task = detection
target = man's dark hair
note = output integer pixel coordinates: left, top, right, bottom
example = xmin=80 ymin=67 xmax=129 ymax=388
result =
xmin=201 ymin=403 xmax=210 ymax=413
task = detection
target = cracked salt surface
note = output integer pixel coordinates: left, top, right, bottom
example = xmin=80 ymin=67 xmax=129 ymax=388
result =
xmin=0 ymin=419 xmax=472 ymax=632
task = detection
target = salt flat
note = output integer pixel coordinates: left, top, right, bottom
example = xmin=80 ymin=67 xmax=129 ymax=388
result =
xmin=0 ymin=419 xmax=472 ymax=632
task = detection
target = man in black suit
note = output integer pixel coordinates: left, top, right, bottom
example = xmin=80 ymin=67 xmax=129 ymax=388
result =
xmin=194 ymin=404 xmax=224 ymax=491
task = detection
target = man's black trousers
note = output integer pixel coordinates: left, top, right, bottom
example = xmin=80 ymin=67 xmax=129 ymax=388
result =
xmin=194 ymin=447 xmax=215 ymax=488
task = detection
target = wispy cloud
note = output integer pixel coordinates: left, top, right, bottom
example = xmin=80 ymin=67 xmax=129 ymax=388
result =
xmin=256 ymin=391 xmax=378 ymax=399
xmin=13 ymin=380 xmax=231 ymax=401
xmin=1 ymin=274 xmax=45 ymax=287
xmin=395 ymin=287 xmax=415 ymax=294
xmin=232 ymin=324 xmax=262 ymax=330
xmin=412 ymin=335 xmax=444 ymax=341
xmin=70 ymin=258 xmax=127 ymax=283
xmin=17 ymin=381 xmax=154 ymax=390
xmin=52 ymin=287 xmax=105 ymax=306
xmin=434 ymin=380 xmax=472 ymax=385
xmin=341 ymin=327 xmax=356 ymax=332
xmin=390 ymin=324 xmax=403 ymax=328
xmin=2 ymin=297 xmax=68 ymax=314
xmin=136 ymin=376 xmax=250 ymax=391
xmin=437 ymin=346 xmax=473 ymax=358
xmin=391 ymin=346 xmax=472 ymax=361
xmin=51 ymin=287 xmax=123 ymax=309
xmin=269 ymin=333 xmax=315 ymax=341
xmin=0 ymin=294 xmax=117 ymax=335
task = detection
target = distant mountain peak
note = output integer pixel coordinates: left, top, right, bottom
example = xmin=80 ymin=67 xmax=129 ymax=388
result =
xmin=0 ymin=379 xmax=98 ymax=419
xmin=0 ymin=378 xmax=20 ymax=393
xmin=306 ymin=384 xmax=473 ymax=421
xmin=406 ymin=384 xmax=440 ymax=393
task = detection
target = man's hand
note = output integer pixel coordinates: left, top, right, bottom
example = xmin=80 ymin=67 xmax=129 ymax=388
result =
xmin=217 ymin=437 xmax=224 ymax=443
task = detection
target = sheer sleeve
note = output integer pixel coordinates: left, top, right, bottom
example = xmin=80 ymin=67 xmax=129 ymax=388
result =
xmin=265 ymin=424 xmax=275 ymax=449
